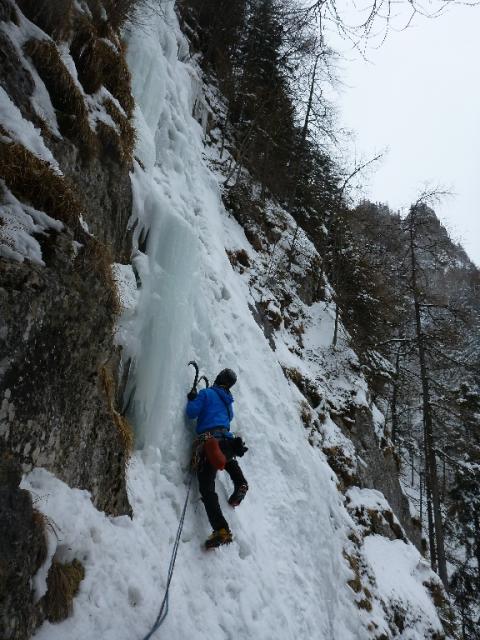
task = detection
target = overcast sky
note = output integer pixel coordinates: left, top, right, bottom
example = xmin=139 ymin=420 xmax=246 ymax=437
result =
xmin=329 ymin=3 xmax=480 ymax=266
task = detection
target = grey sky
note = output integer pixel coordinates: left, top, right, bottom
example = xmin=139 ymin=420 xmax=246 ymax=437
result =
xmin=331 ymin=5 xmax=480 ymax=266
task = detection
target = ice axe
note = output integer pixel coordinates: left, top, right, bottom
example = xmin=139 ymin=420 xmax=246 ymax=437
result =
xmin=188 ymin=361 xmax=209 ymax=394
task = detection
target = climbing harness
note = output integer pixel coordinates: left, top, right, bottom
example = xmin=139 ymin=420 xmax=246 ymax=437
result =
xmin=191 ymin=432 xmax=211 ymax=472
xmin=190 ymin=429 xmax=227 ymax=471
xmin=140 ymin=473 xmax=193 ymax=640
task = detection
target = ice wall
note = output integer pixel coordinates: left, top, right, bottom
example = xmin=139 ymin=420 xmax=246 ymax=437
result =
xmin=121 ymin=7 xmax=364 ymax=639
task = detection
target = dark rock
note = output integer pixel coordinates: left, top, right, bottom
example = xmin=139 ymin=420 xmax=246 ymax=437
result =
xmin=48 ymin=136 xmax=132 ymax=261
xmin=0 ymin=454 xmax=47 ymax=640
xmin=0 ymin=232 xmax=131 ymax=516
xmin=0 ymin=5 xmax=135 ymax=639
xmin=0 ymin=31 xmax=36 ymax=124
xmin=334 ymin=405 xmax=421 ymax=549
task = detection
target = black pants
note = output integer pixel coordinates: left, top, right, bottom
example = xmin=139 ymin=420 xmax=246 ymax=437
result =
xmin=198 ymin=438 xmax=247 ymax=531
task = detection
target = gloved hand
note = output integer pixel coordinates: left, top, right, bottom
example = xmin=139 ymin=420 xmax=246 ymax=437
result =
xmin=187 ymin=389 xmax=198 ymax=401
xmin=232 ymin=436 xmax=248 ymax=457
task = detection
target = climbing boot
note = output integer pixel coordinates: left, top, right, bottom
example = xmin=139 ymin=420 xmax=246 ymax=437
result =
xmin=228 ymin=483 xmax=248 ymax=507
xmin=205 ymin=528 xmax=233 ymax=549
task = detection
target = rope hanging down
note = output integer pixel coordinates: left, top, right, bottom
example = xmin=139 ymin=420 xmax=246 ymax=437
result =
xmin=141 ymin=474 xmax=193 ymax=640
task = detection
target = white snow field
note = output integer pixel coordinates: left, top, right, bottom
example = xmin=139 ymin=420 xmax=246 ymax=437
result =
xmin=20 ymin=5 xmax=447 ymax=640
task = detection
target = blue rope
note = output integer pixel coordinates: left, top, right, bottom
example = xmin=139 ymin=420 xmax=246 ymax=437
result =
xmin=141 ymin=473 xmax=193 ymax=640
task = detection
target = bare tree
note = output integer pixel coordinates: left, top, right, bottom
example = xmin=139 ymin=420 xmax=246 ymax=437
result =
xmin=404 ymin=189 xmax=452 ymax=587
xmin=292 ymin=0 xmax=480 ymax=50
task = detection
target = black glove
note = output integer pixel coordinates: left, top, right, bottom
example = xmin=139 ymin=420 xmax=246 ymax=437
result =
xmin=187 ymin=389 xmax=198 ymax=401
xmin=232 ymin=436 xmax=248 ymax=457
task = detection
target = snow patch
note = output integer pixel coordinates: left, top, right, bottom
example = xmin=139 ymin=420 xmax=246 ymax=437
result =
xmin=364 ymin=535 xmax=444 ymax=637
xmin=0 ymin=86 xmax=60 ymax=171
xmin=0 ymin=184 xmax=63 ymax=265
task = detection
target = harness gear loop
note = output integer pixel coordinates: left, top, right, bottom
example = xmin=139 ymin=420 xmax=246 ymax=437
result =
xmin=190 ymin=429 xmax=229 ymax=471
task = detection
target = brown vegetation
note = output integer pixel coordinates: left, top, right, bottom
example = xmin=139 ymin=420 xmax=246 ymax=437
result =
xmin=226 ymin=248 xmax=251 ymax=272
xmin=23 ymin=39 xmax=96 ymax=156
xmin=323 ymin=445 xmax=358 ymax=489
xmin=80 ymin=237 xmax=121 ymax=314
xmin=43 ymin=559 xmax=85 ymax=623
xmin=282 ymin=366 xmax=321 ymax=408
xmin=102 ymin=99 xmax=136 ymax=164
xmin=70 ymin=23 xmax=134 ymax=118
xmin=0 ymin=138 xmax=82 ymax=226
xmin=102 ymin=0 xmax=140 ymax=29
xmin=100 ymin=364 xmax=134 ymax=454
xmin=17 ymin=0 xmax=74 ymax=40
xmin=300 ymin=401 xmax=312 ymax=428
xmin=347 ymin=499 xmax=406 ymax=542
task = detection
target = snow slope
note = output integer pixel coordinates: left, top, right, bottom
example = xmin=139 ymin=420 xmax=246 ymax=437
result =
xmin=21 ymin=5 xmax=448 ymax=640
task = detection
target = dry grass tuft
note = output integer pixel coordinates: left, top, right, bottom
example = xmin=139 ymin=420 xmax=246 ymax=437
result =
xmin=344 ymin=552 xmax=362 ymax=593
xmin=344 ymin=551 xmax=374 ymax=612
xmin=71 ymin=23 xmax=134 ymax=118
xmin=102 ymin=99 xmax=136 ymax=164
xmin=44 ymin=559 xmax=85 ymax=623
xmin=23 ymin=39 xmax=97 ymax=156
xmin=357 ymin=598 xmax=373 ymax=611
xmin=31 ymin=508 xmax=52 ymax=571
xmin=16 ymin=0 xmax=74 ymax=40
xmin=100 ymin=364 xmax=134 ymax=453
xmin=323 ymin=445 xmax=359 ymax=489
xmin=70 ymin=20 xmax=109 ymax=95
xmin=300 ymin=401 xmax=312 ymax=428
xmin=282 ymin=367 xmax=321 ymax=408
xmin=82 ymin=238 xmax=121 ymax=315
xmin=32 ymin=507 xmax=59 ymax=541
xmin=227 ymin=248 xmax=251 ymax=271
xmin=102 ymin=0 xmax=139 ymax=29
xmin=98 ymin=40 xmax=135 ymax=118
xmin=96 ymin=121 xmax=124 ymax=162
xmin=0 ymin=138 xmax=82 ymax=225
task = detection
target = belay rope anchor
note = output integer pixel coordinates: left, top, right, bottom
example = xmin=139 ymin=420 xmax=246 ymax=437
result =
xmin=140 ymin=361 xmax=209 ymax=639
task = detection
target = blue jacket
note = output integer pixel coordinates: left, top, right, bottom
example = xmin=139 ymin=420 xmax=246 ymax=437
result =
xmin=186 ymin=386 xmax=234 ymax=437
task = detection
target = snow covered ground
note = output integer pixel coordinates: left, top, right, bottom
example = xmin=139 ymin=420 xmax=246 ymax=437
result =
xmin=15 ymin=4 xmax=448 ymax=639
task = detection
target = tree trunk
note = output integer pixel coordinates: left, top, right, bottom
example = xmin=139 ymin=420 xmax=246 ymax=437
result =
xmin=408 ymin=209 xmax=448 ymax=587
xmin=332 ymin=299 xmax=339 ymax=348
xmin=391 ymin=346 xmax=401 ymax=444
xmin=286 ymin=56 xmax=319 ymax=270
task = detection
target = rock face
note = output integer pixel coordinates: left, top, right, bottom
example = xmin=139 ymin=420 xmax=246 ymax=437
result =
xmin=1 ymin=2 xmax=135 ymax=633
xmin=0 ymin=0 xmax=133 ymax=515
xmin=0 ymin=455 xmax=47 ymax=640
xmin=332 ymin=405 xmax=422 ymax=548
xmin=0 ymin=229 xmax=131 ymax=516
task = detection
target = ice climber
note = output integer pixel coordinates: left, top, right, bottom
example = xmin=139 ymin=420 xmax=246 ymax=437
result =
xmin=186 ymin=368 xmax=249 ymax=549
